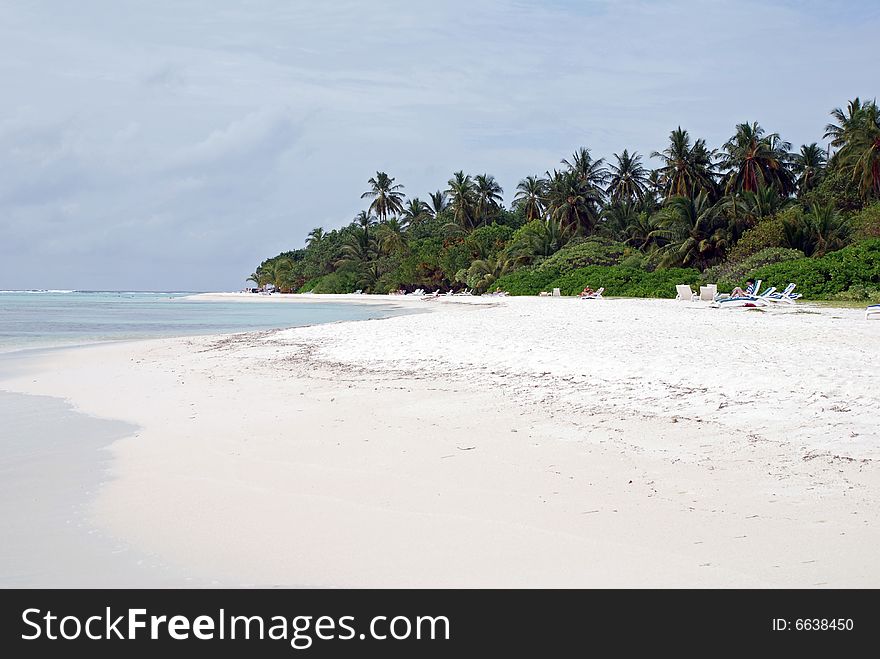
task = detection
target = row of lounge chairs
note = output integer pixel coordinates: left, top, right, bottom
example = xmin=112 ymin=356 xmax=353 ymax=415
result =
xmin=537 ymin=287 xmax=604 ymax=298
xmin=417 ymin=288 xmax=476 ymax=299
xmin=676 ymin=281 xmax=801 ymax=307
xmin=715 ymin=280 xmax=801 ymax=307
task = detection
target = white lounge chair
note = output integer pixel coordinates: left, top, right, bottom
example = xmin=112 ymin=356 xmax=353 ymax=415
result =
xmin=675 ymin=285 xmax=697 ymax=301
xmin=867 ymin=304 xmax=880 ymax=319
xmin=579 ymin=287 xmax=604 ymax=299
xmin=764 ymin=283 xmax=801 ymax=304
xmin=699 ymin=284 xmax=717 ymax=301
xmin=410 ymin=288 xmax=425 ymax=296
xmin=757 ymin=285 xmax=777 ymax=300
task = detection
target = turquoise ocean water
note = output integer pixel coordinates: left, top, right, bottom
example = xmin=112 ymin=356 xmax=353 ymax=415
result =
xmin=0 ymin=291 xmax=406 ymax=353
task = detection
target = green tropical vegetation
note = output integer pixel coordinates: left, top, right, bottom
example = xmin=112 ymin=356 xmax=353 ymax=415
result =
xmin=250 ymin=98 xmax=880 ymax=301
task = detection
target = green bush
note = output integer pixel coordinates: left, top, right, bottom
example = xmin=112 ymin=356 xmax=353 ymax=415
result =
xmin=466 ymin=223 xmax=515 ymax=258
xmin=852 ymin=202 xmax=880 ymax=241
xmin=298 ymin=277 xmax=323 ymax=293
xmin=826 ymin=285 xmax=880 ymax=303
xmin=298 ymin=270 xmax=361 ymax=294
xmin=535 ymin=238 xmax=629 ymax=274
xmin=493 ymin=265 xmax=700 ymax=297
xmin=489 ymin=267 xmax=558 ymax=295
xmin=726 ymin=216 xmax=787 ymax=262
xmin=750 ymin=239 xmax=880 ymax=298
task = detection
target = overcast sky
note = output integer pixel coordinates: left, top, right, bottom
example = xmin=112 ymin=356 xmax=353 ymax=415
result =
xmin=0 ymin=0 xmax=877 ymax=291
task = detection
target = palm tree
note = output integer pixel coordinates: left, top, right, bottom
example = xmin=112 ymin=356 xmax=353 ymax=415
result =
xmin=376 ymin=217 xmax=408 ymax=255
xmin=428 ymin=190 xmax=449 ymax=217
xmin=724 ymin=185 xmax=795 ymax=223
xmin=718 ymin=122 xmax=796 ymax=196
xmin=647 ymin=169 xmax=664 ymax=197
xmin=513 ymin=175 xmax=547 ymax=222
xmin=600 ymin=200 xmax=639 ymax=241
xmin=514 ymin=216 xmax=572 ymax=259
xmin=825 ymin=97 xmax=870 ymax=150
xmin=721 ymin=184 xmax=792 ymax=242
xmin=793 ymin=143 xmax=827 ymax=195
xmin=561 ymin=147 xmax=608 ymax=198
xmin=339 ymin=226 xmax=375 ymax=263
xmin=473 ymin=174 xmax=504 ymax=226
xmin=652 ymin=193 xmax=729 ymax=269
xmin=783 ymin=204 xmax=850 ymax=257
xmin=261 ymin=258 xmax=294 ymax=291
xmin=606 ymin=150 xmax=649 ymax=203
xmin=651 ymin=127 xmax=717 ymax=199
xmin=246 ymin=272 xmax=262 ymax=289
xmin=354 ymin=210 xmax=375 ymax=230
xmin=624 ymin=211 xmax=664 ymax=251
xmin=446 ymin=171 xmax=477 ymax=229
xmin=361 ymin=172 xmax=405 ymax=222
xmin=827 ymin=99 xmax=880 ymax=199
xmin=461 ymin=250 xmax=519 ymax=293
xmin=350 ymin=211 xmax=376 ymax=255
xmin=545 ymin=169 xmax=602 ymax=235
xmin=306 ymin=227 xmax=325 ymax=248
xmin=400 ymin=198 xmax=431 ymax=226
xmin=337 ymin=225 xmax=381 ymax=289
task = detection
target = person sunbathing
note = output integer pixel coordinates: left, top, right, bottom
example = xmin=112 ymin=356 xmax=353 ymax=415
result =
xmin=579 ymin=286 xmax=595 ymax=297
xmin=731 ymin=279 xmax=756 ymax=298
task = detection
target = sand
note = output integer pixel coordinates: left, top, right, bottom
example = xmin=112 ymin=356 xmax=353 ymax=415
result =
xmin=1 ymin=294 xmax=878 ymax=587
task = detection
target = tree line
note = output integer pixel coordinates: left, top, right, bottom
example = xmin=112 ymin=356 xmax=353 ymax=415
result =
xmin=249 ymin=97 xmax=880 ymax=297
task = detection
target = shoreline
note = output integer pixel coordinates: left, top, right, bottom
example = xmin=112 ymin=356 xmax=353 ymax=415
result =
xmin=0 ymin=389 xmax=208 ymax=587
xmin=1 ymin=296 xmax=878 ymax=586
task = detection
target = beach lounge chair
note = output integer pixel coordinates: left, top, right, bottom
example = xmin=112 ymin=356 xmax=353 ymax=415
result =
xmin=699 ymin=284 xmax=717 ymax=301
xmin=410 ymin=288 xmax=425 ymax=296
xmin=675 ymin=285 xmax=697 ymax=301
xmin=579 ymin=287 xmax=604 ymax=299
xmin=757 ymin=285 xmax=777 ymax=300
xmin=353 ymin=289 xmax=362 ymax=294
xmin=867 ymin=304 xmax=880 ymax=319
xmin=764 ymin=283 xmax=801 ymax=304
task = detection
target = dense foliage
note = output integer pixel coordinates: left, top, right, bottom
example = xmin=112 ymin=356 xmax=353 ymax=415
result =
xmin=250 ymin=98 xmax=880 ymax=300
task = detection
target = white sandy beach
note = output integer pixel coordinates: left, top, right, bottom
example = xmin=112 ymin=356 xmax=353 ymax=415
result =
xmin=2 ymin=294 xmax=879 ymax=587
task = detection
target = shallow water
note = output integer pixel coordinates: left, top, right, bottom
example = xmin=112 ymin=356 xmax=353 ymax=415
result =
xmin=0 ymin=291 xmax=407 ymax=352
xmin=0 ymin=290 xmax=408 ymax=585
xmin=0 ymin=390 xmax=209 ymax=586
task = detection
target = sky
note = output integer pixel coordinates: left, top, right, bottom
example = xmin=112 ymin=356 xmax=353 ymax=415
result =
xmin=0 ymin=0 xmax=877 ymax=291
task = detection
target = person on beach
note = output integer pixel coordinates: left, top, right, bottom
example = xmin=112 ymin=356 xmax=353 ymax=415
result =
xmin=580 ymin=286 xmax=595 ymax=297
xmin=731 ymin=279 xmax=756 ymax=297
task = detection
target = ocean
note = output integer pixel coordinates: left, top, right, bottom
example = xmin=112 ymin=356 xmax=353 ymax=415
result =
xmin=0 ymin=291 xmax=407 ymax=353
